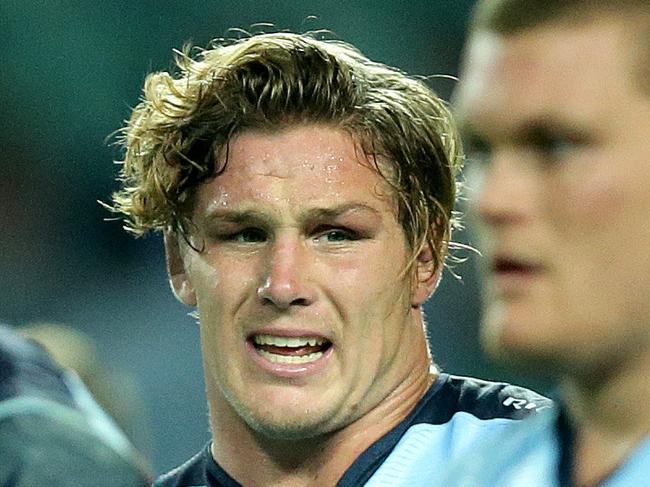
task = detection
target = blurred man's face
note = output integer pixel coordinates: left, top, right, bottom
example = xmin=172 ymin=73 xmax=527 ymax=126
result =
xmin=166 ymin=124 xmax=435 ymax=440
xmin=455 ymin=15 xmax=650 ymax=376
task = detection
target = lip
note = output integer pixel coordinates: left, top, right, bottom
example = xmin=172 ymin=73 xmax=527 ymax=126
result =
xmin=246 ymin=328 xmax=334 ymax=379
xmin=490 ymin=255 xmax=545 ymax=295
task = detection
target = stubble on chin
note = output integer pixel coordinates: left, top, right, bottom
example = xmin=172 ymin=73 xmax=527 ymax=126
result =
xmin=220 ymin=386 xmax=342 ymax=442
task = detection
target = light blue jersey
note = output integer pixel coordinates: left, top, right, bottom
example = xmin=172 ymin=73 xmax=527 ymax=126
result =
xmin=437 ymin=404 xmax=650 ymax=487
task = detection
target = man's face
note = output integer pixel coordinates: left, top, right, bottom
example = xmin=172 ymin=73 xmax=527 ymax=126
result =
xmin=455 ymin=15 xmax=650 ymax=375
xmin=167 ymin=124 xmax=434 ymax=439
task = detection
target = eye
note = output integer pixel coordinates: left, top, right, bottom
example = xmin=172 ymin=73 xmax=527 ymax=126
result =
xmin=528 ymin=127 xmax=588 ymax=163
xmin=535 ymin=136 xmax=574 ymax=158
xmin=227 ymin=228 xmax=267 ymax=243
xmin=314 ymin=227 xmax=359 ymax=243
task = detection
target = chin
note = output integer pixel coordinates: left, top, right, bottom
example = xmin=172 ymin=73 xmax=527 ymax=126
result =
xmin=252 ymin=420 xmax=327 ymax=441
xmin=481 ymin=313 xmax=559 ymax=372
xmin=243 ymin=410 xmax=336 ymax=441
xmin=229 ymin=395 xmax=340 ymax=441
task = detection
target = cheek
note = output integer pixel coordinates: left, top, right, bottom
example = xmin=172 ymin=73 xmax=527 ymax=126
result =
xmin=545 ymin=160 xmax=625 ymax=236
xmin=190 ymin=258 xmax=221 ymax=300
xmin=190 ymin=256 xmax=258 ymax=319
xmin=543 ymin=164 xmax=637 ymax=316
xmin=364 ymin=267 xmax=411 ymax=321
xmin=333 ymin=262 xmax=410 ymax=360
xmin=574 ymin=181 xmax=623 ymax=217
xmin=326 ymin=255 xmax=409 ymax=320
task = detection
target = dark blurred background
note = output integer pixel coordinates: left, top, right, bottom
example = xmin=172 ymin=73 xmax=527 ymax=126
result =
xmin=1 ymin=0 xmax=550 ymax=475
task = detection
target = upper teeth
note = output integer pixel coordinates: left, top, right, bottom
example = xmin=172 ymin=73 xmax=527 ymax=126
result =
xmin=254 ymin=334 xmax=324 ymax=347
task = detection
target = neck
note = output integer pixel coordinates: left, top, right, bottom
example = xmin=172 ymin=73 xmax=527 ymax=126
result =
xmin=562 ymin=350 xmax=650 ymax=487
xmin=209 ymin=343 xmax=435 ymax=486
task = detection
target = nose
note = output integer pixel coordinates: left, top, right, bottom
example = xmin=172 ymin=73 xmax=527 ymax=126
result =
xmin=257 ymin=235 xmax=314 ymax=309
xmin=476 ymin=149 xmax=535 ymax=228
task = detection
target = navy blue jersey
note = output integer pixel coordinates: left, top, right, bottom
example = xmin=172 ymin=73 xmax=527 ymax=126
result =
xmin=155 ymin=373 xmax=551 ymax=487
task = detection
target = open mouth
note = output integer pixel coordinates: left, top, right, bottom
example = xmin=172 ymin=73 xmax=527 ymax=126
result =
xmin=251 ymin=334 xmax=333 ymax=365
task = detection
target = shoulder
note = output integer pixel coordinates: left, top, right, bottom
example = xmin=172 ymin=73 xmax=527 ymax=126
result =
xmin=154 ymin=446 xmax=210 ymax=487
xmin=339 ymin=374 xmax=552 ymax=487
xmin=443 ymin=374 xmax=552 ymax=419
xmin=402 ymin=374 xmax=552 ymax=454
xmin=402 ymin=374 xmax=552 ymax=449
xmin=433 ymin=407 xmax=561 ymax=487
xmin=413 ymin=373 xmax=552 ymax=424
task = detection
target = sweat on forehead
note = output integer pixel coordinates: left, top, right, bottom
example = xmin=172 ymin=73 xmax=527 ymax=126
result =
xmin=226 ymin=125 xmax=370 ymax=176
xmin=190 ymin=125 xmax=399 ymax=219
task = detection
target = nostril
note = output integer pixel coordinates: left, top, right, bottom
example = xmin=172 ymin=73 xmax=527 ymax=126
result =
xmin=260 ymin=296 xmax=310 ymax=307
xmin=257 ymin=275 xmax=313 ymax=307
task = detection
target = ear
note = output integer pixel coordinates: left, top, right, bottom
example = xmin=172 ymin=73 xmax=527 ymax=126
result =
xmin=164 ymin=231 xmax=197 ymax=306
xmin=411 ymin=243 xmax=443 ymax=308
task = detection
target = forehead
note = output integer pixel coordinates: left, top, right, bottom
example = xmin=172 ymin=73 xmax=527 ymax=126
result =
xmin=192 ymin=124 xmax=396 ymax=214
xmin=455 ymin=15 xmax=640 ymax=137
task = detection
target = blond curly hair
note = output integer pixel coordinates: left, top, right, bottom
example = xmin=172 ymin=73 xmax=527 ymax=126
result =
xmin=110 ymin=32 xmax=463 ymax=272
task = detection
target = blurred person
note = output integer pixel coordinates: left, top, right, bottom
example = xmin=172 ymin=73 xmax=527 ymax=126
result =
xmin=110 ymin=31 xmax=549 ymax=487
xmin=19 ymin=321 xmax=152 ymax=458
xmin=0 ymin=323 xmax=151 ymax=486
xmin=447 ymin=0 xmax=650 ymax=485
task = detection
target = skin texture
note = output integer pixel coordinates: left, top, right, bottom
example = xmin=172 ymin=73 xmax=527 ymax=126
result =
xmin=165 ymin=124 xmax=438 ymax=486
xmin=455 ymin=13 xmax=650 ymax=486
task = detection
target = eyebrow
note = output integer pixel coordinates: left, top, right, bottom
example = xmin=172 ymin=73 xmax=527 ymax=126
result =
xmin=460 ymin=114 xmax=590 ymax=150
xmin=300 ymin=203 xmax=382 ymax=222
xmin=519 ymin=117 xmax=590 ymax=139
xmin=203 ymin=203 xmax=382 ymax=226
xmin=203 ymin=209 xmax=270 ymax=226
